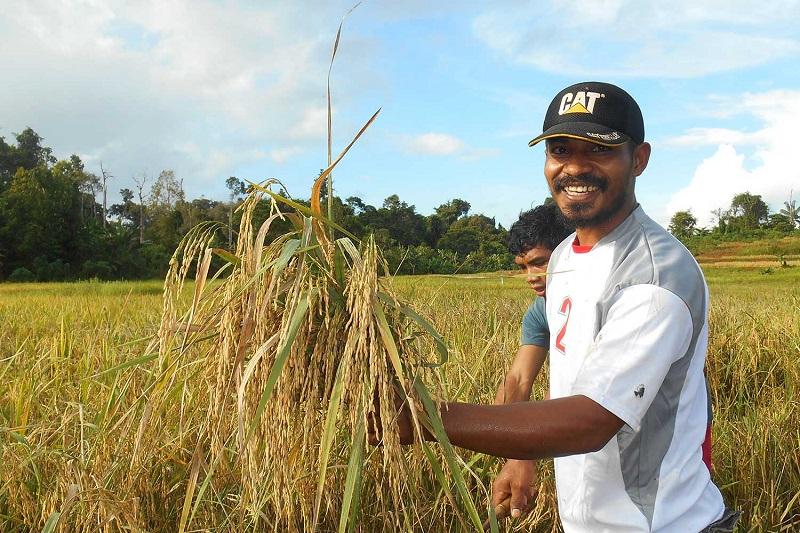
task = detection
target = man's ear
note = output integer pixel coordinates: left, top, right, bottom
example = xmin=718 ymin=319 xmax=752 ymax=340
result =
xmin=632 ymin=142 xmax=651 ymax=177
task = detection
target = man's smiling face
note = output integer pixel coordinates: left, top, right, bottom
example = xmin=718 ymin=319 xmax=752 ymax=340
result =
xmin=544 ymin=137 xmax=648 ymax=229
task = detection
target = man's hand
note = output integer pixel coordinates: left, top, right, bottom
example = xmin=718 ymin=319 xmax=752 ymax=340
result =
xmin=491 ymin=459 xmax=538 ymax=520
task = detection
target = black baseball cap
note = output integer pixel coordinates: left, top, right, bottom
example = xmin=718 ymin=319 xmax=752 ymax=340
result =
xmin=528 ymin=81 xmax=644 ymax=147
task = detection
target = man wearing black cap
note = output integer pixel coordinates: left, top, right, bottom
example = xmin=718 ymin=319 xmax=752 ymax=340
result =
xmin=371 ymin=82 xmax=737 ymax=532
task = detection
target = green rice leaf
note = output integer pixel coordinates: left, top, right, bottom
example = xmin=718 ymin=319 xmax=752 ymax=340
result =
xmin=414 ymin=379 xmax=484 ymax=531
xmin=40 ymin=512 xmax=60 ymax=533
xmin=338 ymin=414 xmax=366 ymax=533
xmin=377 ymin=292 xmax=448 ymax=367
xmin=211 ymin=247 xmax=241 ymax=266
xmin=422 ymin=442 xmax=468 ymax=531
xmin=486 ymin=503 xmax=500 ymax=533
xmin=273 ymin=239 xmax=301 ymax=277
xmin=313 ymin=357 xmax=349 ymax=530
xmin=186 ymin=439 xmax=229 ymax=529
xmin=88 ymin=352 xmax=158 ymax=379
xmin=373 ymin=298 xmax=407 ymax=385
xmin=249 ymin=184 xmax=360 ymax=242
xmin=245 ymin=288 xmax=316 ymax=443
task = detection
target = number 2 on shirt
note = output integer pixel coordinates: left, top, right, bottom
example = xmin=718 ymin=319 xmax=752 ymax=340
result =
xmin=555 ymin=297 xmax=572 ymax=354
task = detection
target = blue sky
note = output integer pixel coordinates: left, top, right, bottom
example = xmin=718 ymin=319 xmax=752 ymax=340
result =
xmin=2 ymin=0 xmax=800 ymax=228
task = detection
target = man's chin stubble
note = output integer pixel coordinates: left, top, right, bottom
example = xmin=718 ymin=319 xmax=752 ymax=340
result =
xmin=561 ymin=195 xmax=627 ymax=229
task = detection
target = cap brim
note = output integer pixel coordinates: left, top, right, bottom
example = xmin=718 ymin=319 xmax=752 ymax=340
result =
xmin=528 ymin=121 xmax=631 ymax=147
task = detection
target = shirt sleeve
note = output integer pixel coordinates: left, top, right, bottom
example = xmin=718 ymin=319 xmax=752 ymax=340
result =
xmin=521 ymin=297 xmax=549 ymax=347
xmin=570 ymin=284 xmax=693 ymax=432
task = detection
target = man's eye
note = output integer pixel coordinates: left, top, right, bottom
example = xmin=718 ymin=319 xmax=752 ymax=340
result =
xmin=591 ymin=145 xmax=612 ymax=153
xmin=550 ymin=146 xmax=567 ymax=155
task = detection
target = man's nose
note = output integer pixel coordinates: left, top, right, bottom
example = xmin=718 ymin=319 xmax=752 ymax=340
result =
xmin=562 ymin=153 xmax=593 ymax=177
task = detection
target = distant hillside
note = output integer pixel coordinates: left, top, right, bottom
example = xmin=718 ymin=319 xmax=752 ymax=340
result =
xmin=689 ymin=234 xmax=800 ymax=268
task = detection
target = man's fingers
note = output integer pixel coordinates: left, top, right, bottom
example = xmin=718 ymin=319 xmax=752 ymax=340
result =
xmin=490 ymin=483 xmax=509 ymax=506
xmin=493 ymin=496 xmax=511 ymax=519
xmin=510 ymin=484 xmax=529 ymax=518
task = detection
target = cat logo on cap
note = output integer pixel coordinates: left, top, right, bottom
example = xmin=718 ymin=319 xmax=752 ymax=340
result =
xmin=558 ymin=91 xmax=605 ymax=115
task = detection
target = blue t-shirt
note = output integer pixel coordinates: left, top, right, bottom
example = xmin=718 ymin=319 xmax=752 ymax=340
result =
xmin=521 ymin=297 xmax=549 ymax=347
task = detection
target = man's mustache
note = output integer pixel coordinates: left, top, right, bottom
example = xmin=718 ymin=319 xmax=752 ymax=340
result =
xmin=553 ymin=174 xmax=607 ymax=192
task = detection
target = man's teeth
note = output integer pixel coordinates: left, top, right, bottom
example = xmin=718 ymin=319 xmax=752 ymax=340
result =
xmin=564 ymin=185 xmax=599 ymax=193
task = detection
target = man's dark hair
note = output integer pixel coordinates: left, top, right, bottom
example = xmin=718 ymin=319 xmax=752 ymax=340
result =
xmin=508 ymin=202 xmax=574 ymax=255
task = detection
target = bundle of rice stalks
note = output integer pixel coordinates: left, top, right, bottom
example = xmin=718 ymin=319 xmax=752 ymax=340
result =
xmin=142 ymin=114 xmax=488 ymax=532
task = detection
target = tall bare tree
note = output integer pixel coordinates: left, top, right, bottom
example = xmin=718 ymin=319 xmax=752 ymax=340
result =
xmin=133 ymin=175 xmax=148 ymax=244
xmin=100 ymin=162 xmax=113 ymax=228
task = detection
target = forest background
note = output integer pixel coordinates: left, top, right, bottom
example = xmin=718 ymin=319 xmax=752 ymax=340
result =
xmin=1 ymin=127 xmax=799 ymax=282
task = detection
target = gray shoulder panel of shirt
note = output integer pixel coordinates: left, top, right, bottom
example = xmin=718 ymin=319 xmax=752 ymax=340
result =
xmin=596 ymin=206 xmax=706 ymax=332
xmin=595 ymin=208 xmax=711 ymax=527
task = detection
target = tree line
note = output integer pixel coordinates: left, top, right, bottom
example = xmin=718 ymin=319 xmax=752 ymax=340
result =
xmin=668 ymin=192 xmax=800 ymax=254
xmin=0 ymin=128 xmax=512 ymax=281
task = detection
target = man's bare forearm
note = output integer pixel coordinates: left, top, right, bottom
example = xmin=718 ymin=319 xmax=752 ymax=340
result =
xmin=493 ymin=375 xmax=534 ymax=404
xmin=436 ymin=395 xmax=624 ymax=460
xmin=494 ymin=345 xmax=547 ymax=404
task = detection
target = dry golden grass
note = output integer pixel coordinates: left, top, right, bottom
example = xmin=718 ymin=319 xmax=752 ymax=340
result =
xmin=2 ymin=265 xmax=798 ymax=531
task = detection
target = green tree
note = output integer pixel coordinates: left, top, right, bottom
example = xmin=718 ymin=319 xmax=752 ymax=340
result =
xmin=368 ymin=195 xmax=427 ymax=246
xmin=146 ymin=170 xmax=185 ymax=250
xmin=13 ymin=128 xmax=55 ymax=169
xmin=0 ymin=136 xmax=13 ymax=192
xmin=779 ymin=194 xmax=799 ymax=229
xmin=0 ymin=128 xmax=56 ymax=192
xmin=728 ymin=192 xmax=769 ymax=230
xmin=438 ymin=213 xmax=509 ymax=258
xmin=434 ymin=198 xmax=470 ymax=227
xmin=425 ymin=214 xmax=445 ymax=247
xmin=668 ymin=210 xmax=698 ymax=239
xmin=109 ymin=188 xmax=139 ymax=226
xmin=766 ymin=213 xmax=794 ymax=233
xmin=438 ymin=226 xmax=480 ymax=256
xmin=150 ymin=169 xmax=184 ymax=209
xmin=0 ymin=163 xmax=82 ymax=278
xmin=225 ymin=176 xmax=246 ymax=246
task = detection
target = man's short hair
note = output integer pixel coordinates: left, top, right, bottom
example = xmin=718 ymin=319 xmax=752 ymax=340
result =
xmin=508 ymin=202 xmax=574 ymax=255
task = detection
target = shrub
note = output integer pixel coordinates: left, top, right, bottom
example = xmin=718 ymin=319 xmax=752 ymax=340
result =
xmin=8 ymin=267 xmax=35 ymax=282
xmin=81 ymin=260 xmax=115 ymax=280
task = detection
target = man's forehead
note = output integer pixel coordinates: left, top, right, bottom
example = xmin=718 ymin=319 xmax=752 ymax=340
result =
xmin=516 ymin=246 xmax=552 ymax=261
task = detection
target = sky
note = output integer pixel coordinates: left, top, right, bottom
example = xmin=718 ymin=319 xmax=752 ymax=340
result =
xmin=2 ymin=0 xmax=800 ymax=228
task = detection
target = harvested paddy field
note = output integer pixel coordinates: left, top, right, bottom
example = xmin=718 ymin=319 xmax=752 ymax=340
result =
xmin=1 ymin=266 xmax=798 ymax=531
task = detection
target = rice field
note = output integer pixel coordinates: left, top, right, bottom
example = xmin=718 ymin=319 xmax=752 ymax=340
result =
xmin=1 ymin=264 xmax=798 ymax=532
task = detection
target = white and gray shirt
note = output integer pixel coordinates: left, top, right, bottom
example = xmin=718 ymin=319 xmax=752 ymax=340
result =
xmin=546 ymin=206 xmax=725 ymax=532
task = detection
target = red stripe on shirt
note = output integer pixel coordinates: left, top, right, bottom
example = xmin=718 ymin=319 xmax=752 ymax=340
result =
xmin=702 ymin=424 xmax=713 ymax=471
xmin=572 ymin=236 xmax=593 ymax=254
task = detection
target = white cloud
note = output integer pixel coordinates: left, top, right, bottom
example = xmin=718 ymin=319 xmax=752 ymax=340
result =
xmin=269 ymin=146 xmax=305 ymax=164
xmin=472 ymin=0 xmax=800 ymax=78
xmin=663 ymin=128 xmax=761 ymax=147
xmin=406 ymin=133 xmax=465 ymax=155
xmin=289 ymin=107 xmax=329 ymax=141
xmin=403 ymin=132 xmax=498 ymax=160
xmin=665 ymin=90 xmax=800 ymax=227
xmin=0 ymin=0 xmax=376 ymax=200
